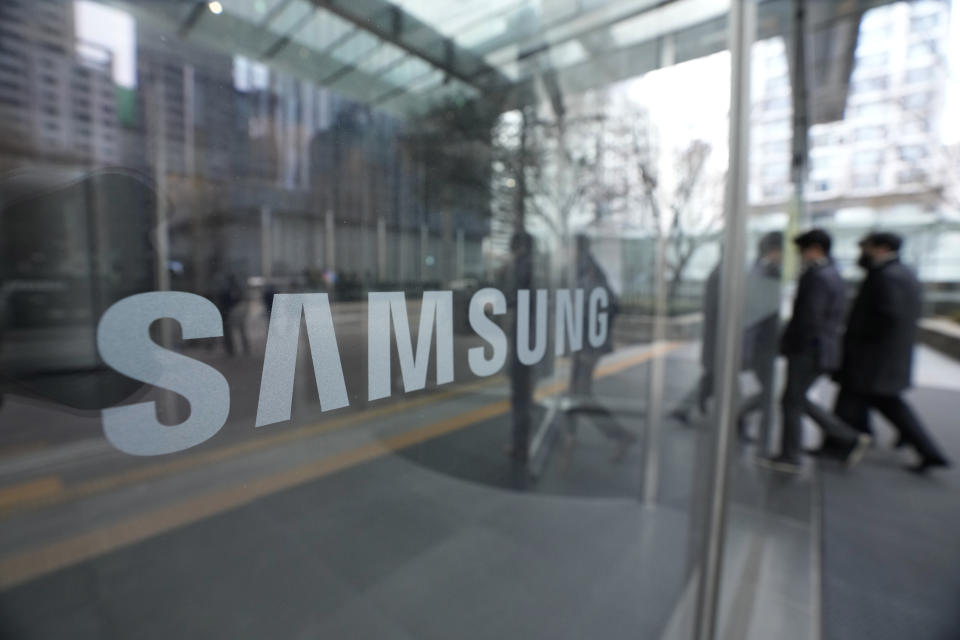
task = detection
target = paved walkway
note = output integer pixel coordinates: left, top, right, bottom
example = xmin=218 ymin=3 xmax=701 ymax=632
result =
xmin=0 ymin=343 xmax=954 ymax=639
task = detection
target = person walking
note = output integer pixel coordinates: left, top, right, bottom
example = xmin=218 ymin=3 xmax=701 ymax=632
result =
xmin=566 ymin=235 xmax=636 ymax=462
xmin=831 ymin=232 xmax=951 ymax=474
xmin=761 ymin=229 xmax=870 ymax=473
xmin=669 ymin=262 xmax=719 ymax=425
xmin=739 ymin=231 xmax=783 ymax=449
xmin=670 ymin=232 xmax=781 ymax=446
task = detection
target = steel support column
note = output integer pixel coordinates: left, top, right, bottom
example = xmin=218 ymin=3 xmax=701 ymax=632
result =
xmin=693 ymin=1 xmax=754 ymax=638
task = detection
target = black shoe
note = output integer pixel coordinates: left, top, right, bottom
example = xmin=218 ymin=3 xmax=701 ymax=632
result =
xmin=805 ymin=437 xmax=845 ymax=460
xmin=906 ymin=458 xmax=951 ymax=474
xmin=757 ymin=455 xmax=803 ymax=474
xmin=669 ymin=408 xmax=691 ymax=426
xmin=842 ymin=434 xmax=873 ymax=468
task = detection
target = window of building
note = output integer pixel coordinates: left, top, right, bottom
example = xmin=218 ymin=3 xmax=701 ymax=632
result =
xmin=851 ymin=76 xmax=888 ymax=94
xmin=910 ymin=12 xmax=940 ymax=33
xmin=853 ymin=149 xmax=884 ymax=168
xmin=763 ymin=95 xmax=791 ymax=111
xmin=908 ymin=41 xmax=938 ymax=61
xmin=809 ymin=154 xmax=834 ymax=173
xmin=897 ymin=168 xmax=927 ymax=184
xmin=810 ymin=130 xmax=834 ymax=147
xmin=901 ymin=92 xmax=933 ymax=110
xmin=764 ymin=74 xmax=789 ymax=94
xmin=898 ymin=145 xmax=928 ymax=162
xmin=904 ymin=67 xmax=936 ymax=84
xmin=762 ymin=139 xmax=790 ymax=156
xmin=850 ymin=101 xmax=888 ymax=120
xmin=852 ymin=172 xmax=881 ymax=189
xmin=902 ymin=118 xmax=930 ymax=135
xmin=855 ymin=52 xmax=889 ymax=70
xmin=811 ymin=179 xmax=832 ymax=193
xmin=854 ymin=126 xmax=886 ymax=142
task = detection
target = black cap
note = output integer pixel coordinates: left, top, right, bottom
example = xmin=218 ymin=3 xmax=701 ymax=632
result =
xmin=793 ymin=228 xmax=832 ymax=255
xmin=861 ymin=231 xmax=903 ymax=252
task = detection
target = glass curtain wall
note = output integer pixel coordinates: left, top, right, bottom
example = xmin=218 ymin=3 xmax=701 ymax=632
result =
xmin=4 ymin=0 xmax=911 ymax=638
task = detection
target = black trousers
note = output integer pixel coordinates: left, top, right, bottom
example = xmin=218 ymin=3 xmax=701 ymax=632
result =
xmin=834 ymin=388 xmax=948 ymax=463
xmin=568 ymin=350 xmax=631 ymax=442
xmin=780 ymin=355 xmax=860 ymax=461
xmin=740 ymin=354 xmax=776 ymax=449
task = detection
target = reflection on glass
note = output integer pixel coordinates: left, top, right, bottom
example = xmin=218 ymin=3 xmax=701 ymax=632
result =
xmin=0 ymin=1 xmax=956 ymax=639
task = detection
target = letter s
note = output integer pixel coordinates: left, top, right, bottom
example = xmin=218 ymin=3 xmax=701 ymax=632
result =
xmin=467 ymin=288 xmax=507 ymax=377
xmin=96 ymin=292 xmax=230 ymax=456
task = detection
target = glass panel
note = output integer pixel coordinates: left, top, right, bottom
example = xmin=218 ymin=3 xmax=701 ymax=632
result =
xmin=16 ymin=1 xmax=956 ymax=639
xmin=0 ymin=0 xmax=740 ymax=635
xmin=716 ymin=2 xmax=958 ymax=639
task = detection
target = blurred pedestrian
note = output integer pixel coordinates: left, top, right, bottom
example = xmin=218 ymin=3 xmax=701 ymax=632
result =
xmin=738 ymin=231 xmax=783 ymax=449
xmin=567 ymin=235 xmax=636 ymax=462
xmin=501 ymin=231 xmax=536 ymax=468
xmin=669 ymin=261 xmax=719 ymax=424
xmin=670 ymin=232 xmax=781 ymax=445
xmin=760 ymin=229 xmax=870 ymax=473
xmin=831 ymin=232 xmax=951 ymax=474
xmin=218 ymin=273 xmax=250 ymax=356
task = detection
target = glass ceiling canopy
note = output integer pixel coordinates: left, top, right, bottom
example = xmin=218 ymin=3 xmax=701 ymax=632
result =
xmin=114 ymin=0 xmax=896 ymax=118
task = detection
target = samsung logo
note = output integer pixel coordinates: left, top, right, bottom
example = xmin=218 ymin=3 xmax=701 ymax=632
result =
xmin=96 ymin=288 xmax=610 ymax=456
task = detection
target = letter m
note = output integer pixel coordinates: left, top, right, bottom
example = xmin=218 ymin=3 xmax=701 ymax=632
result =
xmin=367 ymin=291 xmax=454 ymax=401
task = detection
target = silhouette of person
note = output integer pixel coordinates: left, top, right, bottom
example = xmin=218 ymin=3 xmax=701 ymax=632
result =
xmin=738 ymin=231 xmax=783 ymax=447
xmin=761 ymin=229 xmax=869 ymax=473
xmin=565 ymin=235 xmax=636 ymax=461
xmin=501 ymin=231 xmax=536 ymax=466
xmin=669 ymin=260 xmax=719 ymax=426
xmin=831 ymin=232 xmax=951 ymax=473
xmin=217 ymin=274 xmax=250 ymax=356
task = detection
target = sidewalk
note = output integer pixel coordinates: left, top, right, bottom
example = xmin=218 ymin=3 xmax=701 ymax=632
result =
xmin=819 ymin=346 xmax=960 ymax=640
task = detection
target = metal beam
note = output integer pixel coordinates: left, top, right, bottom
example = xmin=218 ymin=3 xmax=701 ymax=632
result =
xmin=310 ymin=0 xmax=513 ymax=91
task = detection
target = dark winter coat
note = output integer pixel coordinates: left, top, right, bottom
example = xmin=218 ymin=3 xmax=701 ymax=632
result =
xmin=780 ymin=259 xmax=846 ymax=372
xmin=837 ymin=258 xmax=922 ymax=395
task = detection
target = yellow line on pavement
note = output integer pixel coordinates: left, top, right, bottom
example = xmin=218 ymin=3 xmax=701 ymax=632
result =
xmin=0 ymin=375 xmax=505 ymax=517
xmin=0 ymin=476 xmax=64 ymax=511
xmin=0 ymin=342 xmax=681 ymax=589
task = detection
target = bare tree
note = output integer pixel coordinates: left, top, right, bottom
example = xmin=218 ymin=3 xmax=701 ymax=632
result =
xmin=632 ymin=130 xmax=724 ymax=305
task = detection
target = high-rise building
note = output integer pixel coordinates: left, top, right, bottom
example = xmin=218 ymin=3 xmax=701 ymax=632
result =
xmin=0 ymin=0 xmax=120 ymax=166
xmin=750 ymin=0 xmax=960 ymax=284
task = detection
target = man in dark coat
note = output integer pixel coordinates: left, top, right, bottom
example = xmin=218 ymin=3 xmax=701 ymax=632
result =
xmin=832 ymin=232 xmax=950 ymax=473
xmin=761 ymin=229 xmax=870 ymax=473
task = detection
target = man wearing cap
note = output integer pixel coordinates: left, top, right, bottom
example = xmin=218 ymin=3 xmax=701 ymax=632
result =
xmin=761 ymin=228 xmax=871 ymax=473
xmin=832 ymin=232 xmax=951 ymax=473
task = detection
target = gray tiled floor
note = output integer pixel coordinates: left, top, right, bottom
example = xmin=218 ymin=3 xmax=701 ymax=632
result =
xmin=15 ymin=344 xmax=958 ymax=639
